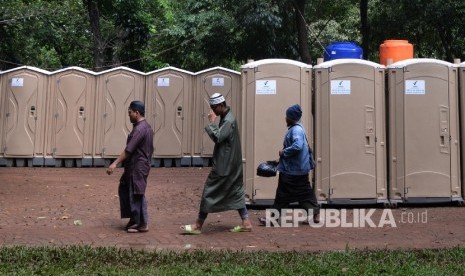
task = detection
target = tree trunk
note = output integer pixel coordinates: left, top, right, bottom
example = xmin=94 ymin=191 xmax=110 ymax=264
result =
xmin=293 ymin=0 xmax=311 ymax=64
xmin=83 ymin=0 xmax=104 ymax=71
xmin=360 ymin=0 xmax=369 ymax=59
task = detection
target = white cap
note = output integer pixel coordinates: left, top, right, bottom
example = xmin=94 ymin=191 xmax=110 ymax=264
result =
xmin=209 ymin=93 xmax=225 ymax=105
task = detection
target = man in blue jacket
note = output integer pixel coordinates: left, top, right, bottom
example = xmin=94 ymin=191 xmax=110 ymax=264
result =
xmin=260 ymin=104 xmax=320 ymax=226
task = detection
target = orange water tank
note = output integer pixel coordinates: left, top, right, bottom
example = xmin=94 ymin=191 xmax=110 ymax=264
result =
xmin=379 ymin=40 xmax=414 ymax=65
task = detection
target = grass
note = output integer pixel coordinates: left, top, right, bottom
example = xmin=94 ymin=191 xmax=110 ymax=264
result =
xmin=1 ymin=246 xmax=465 ymax=275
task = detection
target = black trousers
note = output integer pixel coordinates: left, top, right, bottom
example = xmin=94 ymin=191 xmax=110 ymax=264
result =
xmin=272 ymin=172 xmax=320 ymax=216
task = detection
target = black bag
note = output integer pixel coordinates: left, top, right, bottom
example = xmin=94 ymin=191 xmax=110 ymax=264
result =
xmin=257 ymin=160 xmax=279 ymax=177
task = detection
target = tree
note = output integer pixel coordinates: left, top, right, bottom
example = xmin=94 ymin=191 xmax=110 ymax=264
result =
xmin=82 ymin=0 xmax=157 ymax=71
xmin=293 ymin=0 xmax=311 ymax=64
xmin=83 ymin=0 xmax=104 ymax=70
xmin=0 ymin=0 xmax=92 ymax=70
xmin=360 ymin=0 xmax=369 ymax=59
xmin=369 ymin=0 xmax=465 ymax=62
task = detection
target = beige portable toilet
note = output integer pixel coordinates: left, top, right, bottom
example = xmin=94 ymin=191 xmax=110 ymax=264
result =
xmin=93 ymin=67 xmax=146 ymax=167
xmin=388 ymin=59 xmax=462 ymax=205
xmin=0 ymin=72 xmax=5 ymax=166
xmin=314 ymin=59 xmax=388 ymax=205
xmin=458 ymin=61 xmax=465 ymax=200
xmin=0 ymin=66 xmax=50 ymax=167
xmin=145 ymin=67 xmax=194 ymax=167
xmin=45 ymin=67 xmax=97 ymax=167
xmin=241 ymin=59 xmax=312 ymax=205
xmin=193 ymin=67 xmax=241 ymax=166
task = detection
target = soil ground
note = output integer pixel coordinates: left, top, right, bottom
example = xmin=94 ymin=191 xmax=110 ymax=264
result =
xmin=1 ymin=167 xmax=464 ymax=252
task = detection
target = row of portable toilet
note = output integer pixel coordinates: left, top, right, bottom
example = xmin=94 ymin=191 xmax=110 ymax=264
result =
xmin=242 ymin=58 xmax=465 ymax=207
xmin=0 ymin=66 xmax=241 ymax=167
xmin=2 ymin=57 xmax=465 ymax=207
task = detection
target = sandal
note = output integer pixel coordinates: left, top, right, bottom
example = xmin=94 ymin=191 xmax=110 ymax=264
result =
xmin=127 ymin=224 xmax=149 ymax=233
xmin=125 ymin=220 xmax=137 ymax=230
xmin=229 ymin=225 xmax=252 ymax=233
xmin=181 ymin=224 xmax=201 ymax=235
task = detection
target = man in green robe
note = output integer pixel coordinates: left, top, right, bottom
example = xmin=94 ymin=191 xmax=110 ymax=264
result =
xmin=181 ymin=93 xmax=252 ymax=234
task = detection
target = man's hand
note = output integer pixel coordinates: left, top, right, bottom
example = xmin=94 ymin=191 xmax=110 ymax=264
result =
xmin=107 ymin=163 xmax=117 ymax=175
xmin=207 ymin=110 xmax=217 ymax=123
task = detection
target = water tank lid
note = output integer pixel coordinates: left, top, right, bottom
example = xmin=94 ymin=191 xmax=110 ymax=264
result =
xmin=381 ymin=39 xmax=411 ymax=44
xmin=387 ymin=58 xmax=454 ymax=69
xmin=314 ymin=58 xmax=384 ymax=69
xmin=241 ymin=58 xmax=312 ymax=69
xmin=327 ymin=41 xmax=361 ymax=48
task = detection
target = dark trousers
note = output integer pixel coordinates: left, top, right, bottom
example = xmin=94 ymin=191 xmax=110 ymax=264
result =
xmin=272 ymin=200 xmax=320 ymax=216
xmin=272 ymin=172 xmax=320 ymax=216
xmin=119 ymin=179 xmax=148 ymax=225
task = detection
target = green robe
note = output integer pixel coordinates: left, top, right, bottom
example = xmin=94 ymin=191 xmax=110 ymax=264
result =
xmin=200 ymin=108 xmax=246 ymax=213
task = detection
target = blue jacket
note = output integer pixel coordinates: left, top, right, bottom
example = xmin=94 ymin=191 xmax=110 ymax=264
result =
xmin=277 ymin=122 xmax=310 ymax=175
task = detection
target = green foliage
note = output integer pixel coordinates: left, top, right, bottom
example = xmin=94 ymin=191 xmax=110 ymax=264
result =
xmin=306 ymin=0 xmax=361 ymax=60
xmin=369 ymin=0 xmax=465 ymax=62
xmin=1 ymin=0 xmax=464 ymax=71
xmin=1 ymin=246 xmax=465 ymax=275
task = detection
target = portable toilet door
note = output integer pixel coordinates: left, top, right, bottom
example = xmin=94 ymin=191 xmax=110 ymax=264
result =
xmin=0 ymin=72 xmax=5 ymax=166
xmin=388 ymin=59 xmax=462 ymax=205
xmin=193 ymin=67 xmax=241 ymax=167
xmin=1 ymin=66 xmax=49 ymax=167
xmin=458 ymin=61 xmax=465 ymax=200
xmin=46 ymin=67 xmax=97 ymax=167
xmin=93 ymin=67 xmax=146 ymax=167
xmin=145 ymin=67 xmax=194 ymax=167
xmin=241 ymin=59 xmax=312 ymax=205
xmin=314 ymin=59 xmax=387 ymax=205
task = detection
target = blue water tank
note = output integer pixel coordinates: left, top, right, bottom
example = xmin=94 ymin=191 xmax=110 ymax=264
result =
xmin=324 ymin=42 xmax=363 ymax=61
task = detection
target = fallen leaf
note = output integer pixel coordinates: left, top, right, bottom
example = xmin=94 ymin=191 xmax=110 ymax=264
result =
xmin=74 ymin=220 xmax=82 ymax=226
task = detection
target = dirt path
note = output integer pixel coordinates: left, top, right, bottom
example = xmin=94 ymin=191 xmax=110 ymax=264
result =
xmin=0 ymin=167 xmax=464 ymax=252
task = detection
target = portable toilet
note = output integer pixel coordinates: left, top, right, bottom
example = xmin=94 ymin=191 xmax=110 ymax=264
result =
xmin=241 ymin=59 xmax=312 ymax=205
xmin=45 ymin=67 xmax=97 ymax=167
xmin=313 ymin=59 xmax=387 ymax=205
xmin=387 ymin=59 xmax=462 ymax=205
xmin=145 ymin=67 xmax=194 ymax=167
xmin=193 ymin=67 xmax=241 ymax=167
xmin=458 ymin=61 xmax=465 ymax=199
xmin=0 ymin=66 xmax=50 ymax=167
xmin=0 ymin=73 xmax=4 ymax=166
xmin=93 ymin=67 xmax=146 ymax=167
xmin=324 ymin=42 xmax=363 ymax=61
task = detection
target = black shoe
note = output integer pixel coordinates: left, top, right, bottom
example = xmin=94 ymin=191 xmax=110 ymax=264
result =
xmin=125 ymin=220 xmax=137 ymax=230
xmin=258 ymin=217 xmax=280 ymax=227
xmin=313 ymin=214 xmax=320 ymax=224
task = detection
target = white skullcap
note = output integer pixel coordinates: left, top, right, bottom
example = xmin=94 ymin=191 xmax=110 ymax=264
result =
xmin=209 ymin=93 xmax=225 ymax=105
